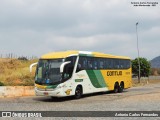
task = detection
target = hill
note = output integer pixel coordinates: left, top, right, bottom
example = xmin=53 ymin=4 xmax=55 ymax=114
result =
xmin=151 ymin=56 xmax=160 ymax=68
xmin=0 ymin=58 xmax=38 ymax=86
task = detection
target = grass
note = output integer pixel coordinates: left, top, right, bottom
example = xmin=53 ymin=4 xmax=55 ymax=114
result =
xmin=0 ymin=58 xmax=38 ymax=86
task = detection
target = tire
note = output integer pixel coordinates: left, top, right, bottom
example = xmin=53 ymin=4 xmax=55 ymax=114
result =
xmin=118 ymin=82 xmax=124 ymax=93
xmin=75 ymin=86 xmax=82 ymax=99
xmin=114 ymin=83 xmax=119 ymax=93
xmin=51 ymin=96 xmax=57 ymax=99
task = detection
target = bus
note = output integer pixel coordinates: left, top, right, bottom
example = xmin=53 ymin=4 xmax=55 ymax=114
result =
xmin=31 ymin=50 xmax=132 ymax=99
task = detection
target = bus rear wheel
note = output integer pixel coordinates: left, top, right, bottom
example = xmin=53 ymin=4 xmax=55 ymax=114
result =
xmin=114 ymin=82 xmax=119 ymax=93
xmin=75 ymin=86 xmax=82 ymax=99
xmin=118 ymin=82 xmax=124 ymax=93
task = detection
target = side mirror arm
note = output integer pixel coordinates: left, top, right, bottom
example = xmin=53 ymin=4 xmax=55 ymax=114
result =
xmin=30 ymin=62 xmax=38 ymax=72
xmin=60 ymin=61 xmax=71 ymax=73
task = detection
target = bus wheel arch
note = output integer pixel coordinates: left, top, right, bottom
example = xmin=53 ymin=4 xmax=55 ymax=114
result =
xmin=114 ymin=82 xmax=119 ymax=93
xmin=75 ymin=85 xmax=83 ymax=99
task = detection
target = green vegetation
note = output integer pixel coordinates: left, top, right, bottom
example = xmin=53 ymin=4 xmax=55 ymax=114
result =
xmin=0 ymin=58 xmax=38 ymax=86
xmin=132 ymin=57 xmax=151 ymax=83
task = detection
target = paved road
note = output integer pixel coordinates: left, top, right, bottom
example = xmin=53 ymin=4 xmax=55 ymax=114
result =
xmin=0 ymin=83 xmax=160 ymax=120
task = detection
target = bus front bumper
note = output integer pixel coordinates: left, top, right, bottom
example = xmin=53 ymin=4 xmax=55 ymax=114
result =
xmin=35 ymin=88 xmax=66 ymax=97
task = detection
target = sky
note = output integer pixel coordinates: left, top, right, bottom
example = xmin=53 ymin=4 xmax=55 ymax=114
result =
xmin=0 ymin=0 xmax=159 ymax=60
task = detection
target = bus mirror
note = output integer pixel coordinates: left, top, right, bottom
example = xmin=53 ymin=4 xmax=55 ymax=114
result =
xmin=60 ymin=61 xmax=71 ymax=73
xmin=30 ymin=62 xmax=38 ymax=73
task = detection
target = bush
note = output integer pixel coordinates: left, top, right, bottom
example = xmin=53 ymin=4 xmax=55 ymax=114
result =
xmin=0 ymin=58 xmax=38 ymax=86
xmin=0 ymin=81 xmax=4 ymax=86
xmin=18 ymin=57 xmax=28 ymax=61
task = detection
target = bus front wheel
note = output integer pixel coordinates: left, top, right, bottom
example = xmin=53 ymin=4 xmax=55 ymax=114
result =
xmin=75 ymin=86 xmax=82 ymax=99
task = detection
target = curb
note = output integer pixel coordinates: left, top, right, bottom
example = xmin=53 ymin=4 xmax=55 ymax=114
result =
xmin=0 ymin=86 xmax=35 ymax=98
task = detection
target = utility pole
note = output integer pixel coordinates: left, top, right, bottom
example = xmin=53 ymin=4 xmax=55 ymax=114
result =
xmin=136 ymin=22 xmax=141 ymax=83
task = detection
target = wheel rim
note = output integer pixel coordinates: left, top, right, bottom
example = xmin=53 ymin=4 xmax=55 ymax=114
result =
xmin=76 ymin=89 xmax=80 ymax=96
xmin=75 ymin=87 xmax=82 ymax=98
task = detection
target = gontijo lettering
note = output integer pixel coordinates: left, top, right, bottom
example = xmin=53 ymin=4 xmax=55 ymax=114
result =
xmin=107 ymin=71 xmax=122 ymax=76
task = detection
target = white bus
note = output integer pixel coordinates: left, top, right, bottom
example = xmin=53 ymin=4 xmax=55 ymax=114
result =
xmin=32 ymin=50 xmax=132 ymax=99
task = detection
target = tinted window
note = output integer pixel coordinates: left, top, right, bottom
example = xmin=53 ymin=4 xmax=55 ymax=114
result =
xmin=76 ymin=56 xmax=130 ymax=72
xmin=63 ymin=56 xmax=77 ymax=80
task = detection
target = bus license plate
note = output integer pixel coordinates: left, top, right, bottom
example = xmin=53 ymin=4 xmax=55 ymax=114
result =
xmin=44 ymin=92 xmax=48 ymax=96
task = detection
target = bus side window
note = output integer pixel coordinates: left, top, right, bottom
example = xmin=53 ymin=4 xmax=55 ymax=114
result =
xmin=107 ymin=59 xmax=113 ymax=69
xmin=99 ymin=58 xmax=104 ymax=69
xmin=88 ymin=60 xmax=92 ymax=69
xmin=125 ymin=60 xmax=130 ymax=69
xmin=93 ymin=58 xmax=98 ymax=69
xmin=119 ymin=60 xmax=123 ymax=69
xmin=63 ymin=56 xmax=76 ymax=79
xmin=76 ymin=56 xmax=87 ymax=72
xmin=76 ymin=57 xmax=82 ymax=72
xmin=83 ymin=57 xmax=88 ymax=69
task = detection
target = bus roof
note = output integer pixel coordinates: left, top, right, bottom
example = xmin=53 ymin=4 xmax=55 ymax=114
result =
xmin=40 ymin=50 xmax=130 ymax=59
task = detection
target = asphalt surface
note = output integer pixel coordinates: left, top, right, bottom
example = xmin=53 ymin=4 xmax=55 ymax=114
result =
xmin=0 ymin=83 xmax=160 ymax=120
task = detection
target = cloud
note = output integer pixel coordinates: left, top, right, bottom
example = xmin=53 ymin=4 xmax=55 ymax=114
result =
xmin=0 ymin=0 xmax=159 ymax=60
xmin=41 ymin=33 xmax=136 ymax=57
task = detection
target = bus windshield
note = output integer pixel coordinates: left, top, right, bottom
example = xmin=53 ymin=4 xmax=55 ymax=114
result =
xmin=35 ymin=59 xmax=64 ymax=85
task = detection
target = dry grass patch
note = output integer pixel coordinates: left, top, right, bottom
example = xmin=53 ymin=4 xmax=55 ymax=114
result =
xmin=132 ymin=78 xmax=160 ymax=87
xmin=0 ymin=58 xmax=38 ymax=86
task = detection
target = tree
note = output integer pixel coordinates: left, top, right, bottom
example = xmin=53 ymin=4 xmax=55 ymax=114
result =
xmin=18 ymin=56 xmax=28 ymax=61
xmin=132 ymin=57 xmax=151 ymax=83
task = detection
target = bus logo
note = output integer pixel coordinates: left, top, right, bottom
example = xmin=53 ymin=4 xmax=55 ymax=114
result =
xmin=107 ymin=71 xmax=122 ymax=76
